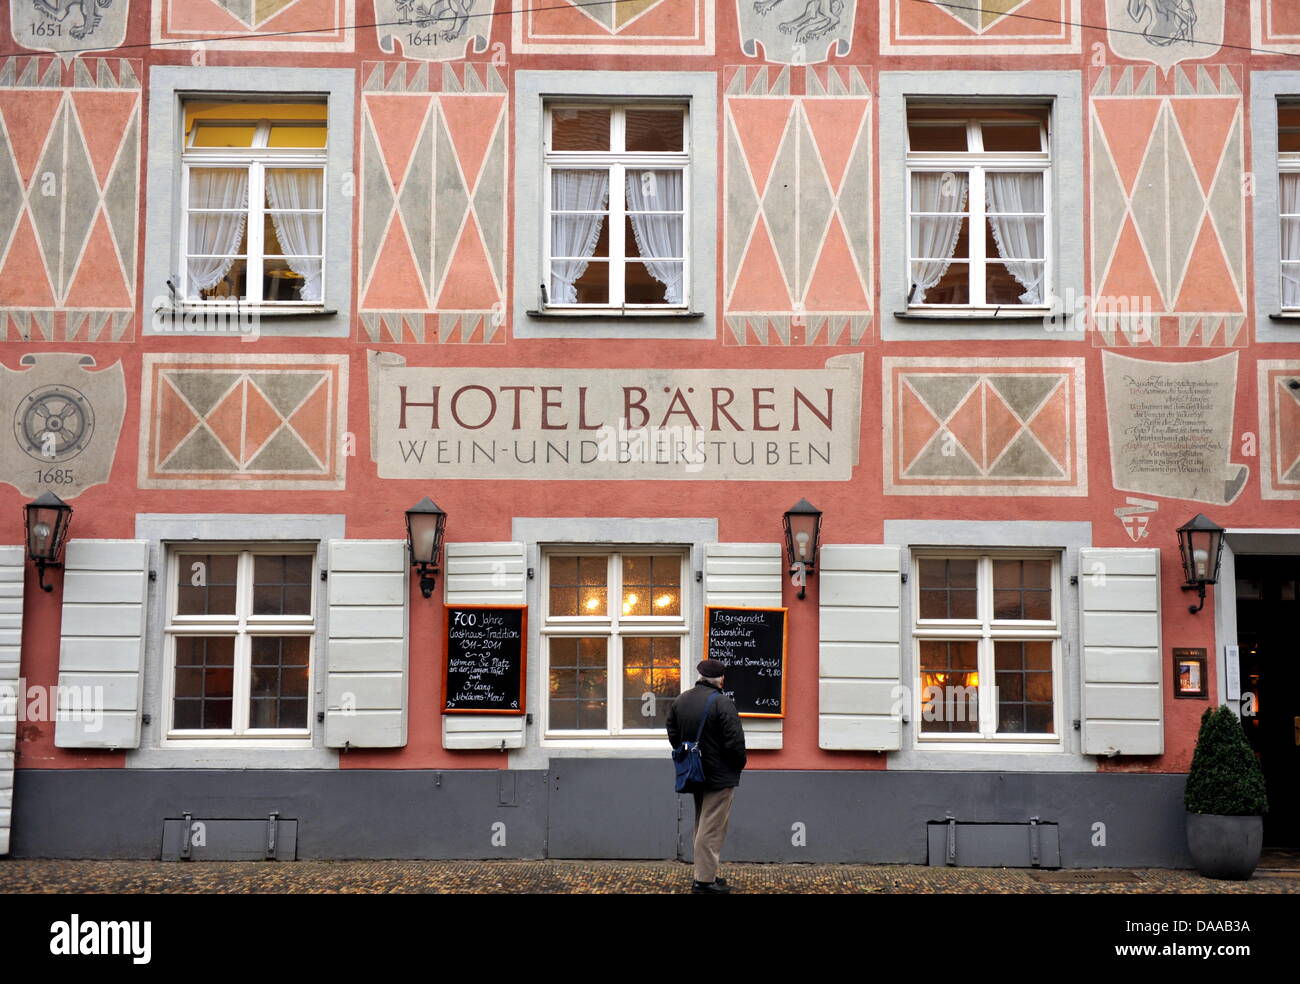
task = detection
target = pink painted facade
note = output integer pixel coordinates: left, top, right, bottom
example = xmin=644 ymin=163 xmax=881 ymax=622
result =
xmin=0 ymin=0 xmax=1295 ymax=862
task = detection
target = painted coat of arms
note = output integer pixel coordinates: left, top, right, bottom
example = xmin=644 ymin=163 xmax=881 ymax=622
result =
xmin=376 ymin=0 xmax=490 ymax=60
xmin=737 ymin=0 xmax=856 ymax=64
xmin=0 ymin=354 xmax=125 ymax=498
xmin=11 ymin=0 xmax=129 ymax=54
xmin=1107 ymin=0 xmax=1223 ymax=69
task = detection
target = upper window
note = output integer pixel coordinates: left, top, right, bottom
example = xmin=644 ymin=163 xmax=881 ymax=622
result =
xmin=164 ymin=546 xmax=316 ymax=742
xmin=542 ymin=549 xmax=688 ymax=738
xmin=1279 ymin=103 xmax=1300 ymax=310
xmin=905 ymin=105 xmax=1051 ymax=310
xmin=180 ymin=99 xmax=326 ymax=307
xmin=543 ymin=103 xmax=689 ymax=311
xmin=911 ymin=551 xmax=1061 ymax=746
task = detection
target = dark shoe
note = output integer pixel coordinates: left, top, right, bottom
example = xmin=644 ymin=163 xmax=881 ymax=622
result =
xmin=715 ymin=876 xmax=728 ymax=886
xmin=692 ymin=880 xmax=732 ymax=894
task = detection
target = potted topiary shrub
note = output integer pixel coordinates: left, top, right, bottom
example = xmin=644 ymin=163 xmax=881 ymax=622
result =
xmin=1184 ymin=705 xmax=1268 ymax=879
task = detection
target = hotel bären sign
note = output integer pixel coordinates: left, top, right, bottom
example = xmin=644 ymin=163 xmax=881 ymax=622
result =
xmin=369 ymin=352 xmax=863 ymax=481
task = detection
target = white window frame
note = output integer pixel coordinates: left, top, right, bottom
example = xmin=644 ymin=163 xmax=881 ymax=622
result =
xmin=161 ymin=543 xmax=317 ymax=748
xmin=1279 ymin=106 xmax=1300 ymax=311
xmin=179 ymin=102 xmax=327 ymax=308
xmin=910 ymin=549 xmax=1063 ymax=750
xmin=542 ymin=101 xmax=691 ymax=313
xmin=145 ymin=67 xmax=355 ymax=339
xmin=905 ymin=109 xmax=1052 ymax=312
xmin=540 ymin=547 xmax=690 ymax=740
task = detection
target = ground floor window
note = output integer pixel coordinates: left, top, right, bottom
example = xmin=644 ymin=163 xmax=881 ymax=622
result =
xmin=164 ymin=545 xmax=316 ymax=740
xmin=542 ymin=548 xmax=688 ymax=737
xmin=912 ymin=551 xmax=1061 ymax=745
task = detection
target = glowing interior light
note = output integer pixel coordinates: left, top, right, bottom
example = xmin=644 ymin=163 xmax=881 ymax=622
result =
xmin=795 ymin=531 xmax=810 ymax=561
xmin=585 ymin=597 xmax=601 ymax=611
xmin=1193 ymin=548 xmax=1209 ymax=580
xmin=32 ymin=521 xmax=51 ymax=551
xmin=655 ymin=594 xmax=673 ymax=608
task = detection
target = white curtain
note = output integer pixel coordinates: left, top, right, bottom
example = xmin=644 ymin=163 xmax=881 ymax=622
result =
xmin=1282 ymin=172 xmax=1300 ymax=308
xmin=186 ymin=168 xmax=248 ymax=297
xmin=986 ymin=171 xmax=1045 ymax=305
xmin=550 ymin=170 xmax=609 ymax=304
xmin=626 ymin=169 xmax=684 ymax=304
xmin=910 ymin=171 xmax=968 ymax=302
xmin=265 ymin=168 xmax=325 ymax=302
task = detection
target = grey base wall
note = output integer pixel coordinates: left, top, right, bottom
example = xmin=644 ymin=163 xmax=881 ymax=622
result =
xmin=8 ymin=763 xmax=1192 ymax=868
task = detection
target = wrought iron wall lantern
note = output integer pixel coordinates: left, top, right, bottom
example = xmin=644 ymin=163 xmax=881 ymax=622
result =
xmin=1177 ymin=514 xmax=1225 ymax=615
xmin=25 ymin=491 xmax=73 ymax=592
xmin=783 ymin=498 xmax=822 ymax=600
xmin=406 ymin=497 xmax=447 ymax=599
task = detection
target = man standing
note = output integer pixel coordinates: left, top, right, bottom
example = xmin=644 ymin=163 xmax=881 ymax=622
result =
xmin=667 ymin=658 xmax=747 ymax=894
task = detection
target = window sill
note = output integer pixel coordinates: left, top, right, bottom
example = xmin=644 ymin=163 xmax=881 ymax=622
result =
xmin=914 ymin=740 xmax=1063 ymax=752
xmin=526 ymin=309 xmax=705 ymax=321
xmin=155 ymin=305 xmax=338 ymax=319
xmin=160 ymin=737 xmax=314 ymax=749
xmin=1267 ymin=312 xmax=1300 ymax=321
xmin=541 ymin=737 xmax=672 ymax=750
xmin=894 ymin=309 xmax=1065 ymax=323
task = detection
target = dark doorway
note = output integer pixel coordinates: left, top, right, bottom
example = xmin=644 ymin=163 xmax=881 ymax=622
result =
xmin=1235 ymin=556 xmax=1300 ymax=847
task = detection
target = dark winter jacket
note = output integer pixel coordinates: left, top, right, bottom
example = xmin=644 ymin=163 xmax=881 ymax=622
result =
xmin=667 ymin=680 xmax=747 ymax=790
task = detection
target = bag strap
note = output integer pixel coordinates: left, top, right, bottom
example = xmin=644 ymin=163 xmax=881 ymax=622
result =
xmin=693 ymin=690 xmax=721 ymax=744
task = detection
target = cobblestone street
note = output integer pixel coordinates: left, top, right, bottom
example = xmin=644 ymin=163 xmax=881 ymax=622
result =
xmin=3 ymin=858 xmax=1298 ymax=894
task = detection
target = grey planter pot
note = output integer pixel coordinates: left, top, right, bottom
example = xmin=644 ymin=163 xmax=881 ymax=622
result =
xmin=1185 ymin=812 xmax=1263 ymax=880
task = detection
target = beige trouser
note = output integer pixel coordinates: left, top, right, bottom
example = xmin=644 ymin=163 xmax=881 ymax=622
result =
xmin=692 ymin=787 xmax=736 ymax=883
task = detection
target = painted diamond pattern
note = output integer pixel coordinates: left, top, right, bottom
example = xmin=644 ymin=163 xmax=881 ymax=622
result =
xmin=141 ymin=356 xmax=347 ymax=490
xmin=358 ymin=63 xmax=507 ymax=344
xmin=884 ymin=359 xmax=1087 ymax=496
xmin=884 ymin=0 xmax=1080 ymax=54
xmin=570 ymin=0 xmax=672 ymax=32
xmin=933 ymin=0 xmax=1035 ymax=32
xmin=724 ymin=66 xmax=871 ymax=346
xmin=513 ymin=0 xmax=712 ymax=53
xmin=1089 ymin=65 xmax=1245 ymax=348
xmin=0 ymin=57 xmax=139 ymax=343
xmin=1259 ymin=361 xmax=1300 ymax=500
xmin=155 ymin=0 xmax=354 ymax=51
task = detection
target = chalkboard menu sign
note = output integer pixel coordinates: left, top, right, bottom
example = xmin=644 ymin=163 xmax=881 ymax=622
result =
xmin=704 ymin=606 xmax=787 ymax=718
xmin=442 ymin=605 xmax=527 ymax=714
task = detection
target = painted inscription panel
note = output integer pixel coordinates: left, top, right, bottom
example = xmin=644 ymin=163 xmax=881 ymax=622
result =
xmin=1102 ymin=351 xmax=1246 ymax=505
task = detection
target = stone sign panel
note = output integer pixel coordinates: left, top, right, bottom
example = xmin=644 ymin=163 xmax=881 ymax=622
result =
xmin=369 ymin=351 xmax=863 ymax=481
xmin=0 ymin=353 xmax=124 ymax=498
xmin=1102 ymin=350 xmax=1246 ymax=505
xmin=10 ymin=0 xmax=129 ymax=55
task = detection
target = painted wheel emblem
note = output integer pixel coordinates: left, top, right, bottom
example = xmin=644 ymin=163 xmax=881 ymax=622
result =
xmin=14 ymin=384 xmax=95 ymax=462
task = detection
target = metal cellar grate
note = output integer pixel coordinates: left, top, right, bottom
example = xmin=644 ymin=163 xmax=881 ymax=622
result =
xmin=1029 ymin=870 xmax=1144 ymax=884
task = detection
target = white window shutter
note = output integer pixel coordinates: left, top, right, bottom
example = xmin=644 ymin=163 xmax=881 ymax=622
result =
xmin=703 ymin=543 xmax=782 ymax=607
xmin=442 ymin=542 xmax=526 ymax=750
xmin=55 ymin=539 xmax=149 ymax=750
xmin=0 ymin=546 xmax=23 ymax=854
xmin=325 ymin=540 xmax=408 ymax=748
xmin=704 ymin=543 xmax=783 ymax=749
xmin=819 ymin=545 xmax=902 ymax=751
xmin=1079 ymin=548 xmax=1163 ymax=756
